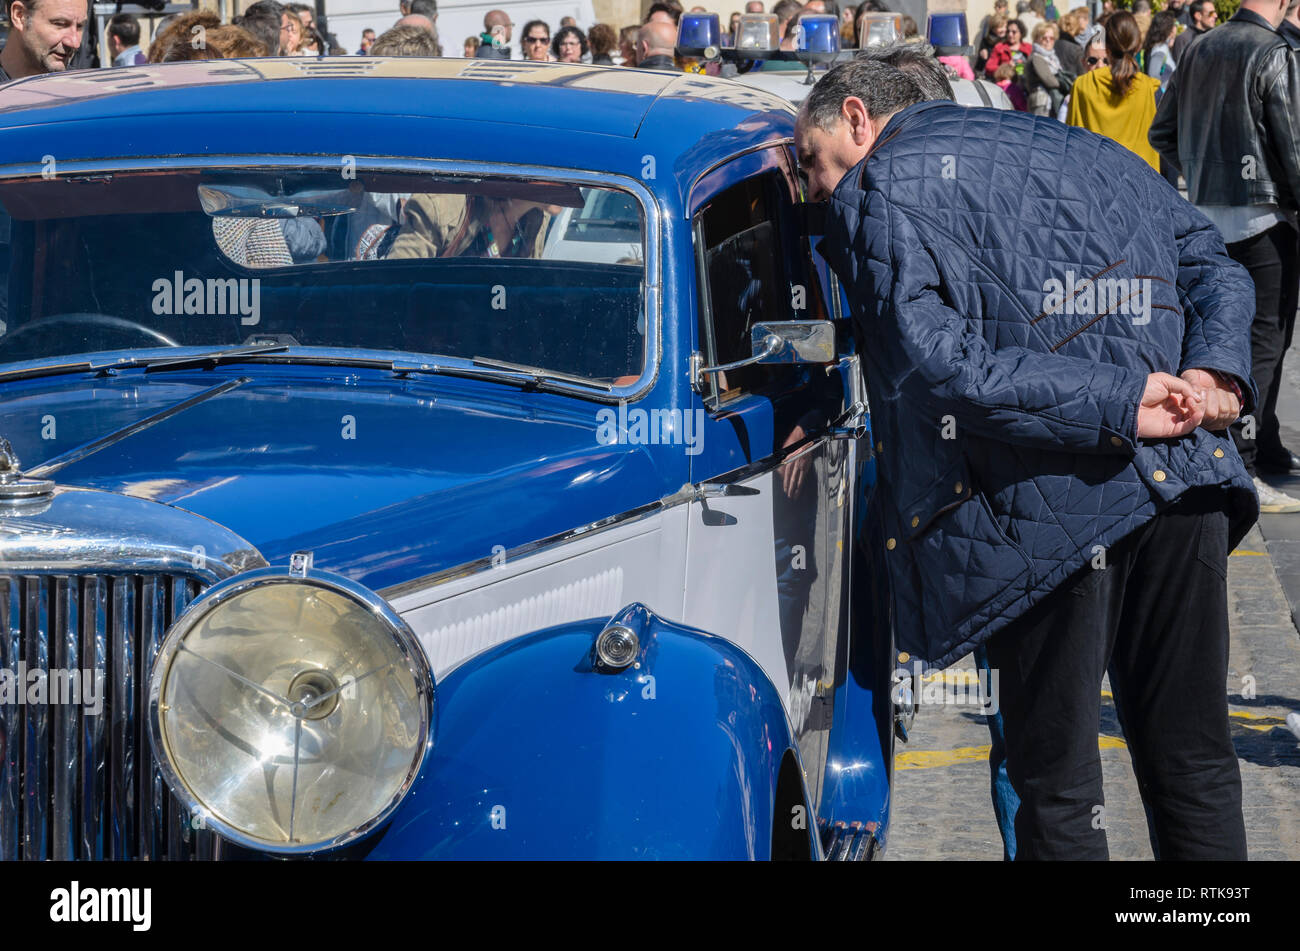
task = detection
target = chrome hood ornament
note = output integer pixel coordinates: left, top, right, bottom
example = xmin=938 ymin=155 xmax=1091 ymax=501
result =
xmin=0 ymin=437 xmax=54 ymax=503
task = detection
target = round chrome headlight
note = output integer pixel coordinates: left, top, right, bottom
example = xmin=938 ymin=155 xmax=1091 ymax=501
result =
xmin=148 ymin=567 xmax=433 ymax=854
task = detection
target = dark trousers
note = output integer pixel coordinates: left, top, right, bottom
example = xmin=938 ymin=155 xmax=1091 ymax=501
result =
xmin=985 ymin=491 xmax=1246 ymax=860
xmin=1226 ymin=222 xmax=1300 ymax=474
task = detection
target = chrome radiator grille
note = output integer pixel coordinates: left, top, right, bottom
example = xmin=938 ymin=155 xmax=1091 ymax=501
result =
xmin=0 ymin=573 xmax=216 ymax=860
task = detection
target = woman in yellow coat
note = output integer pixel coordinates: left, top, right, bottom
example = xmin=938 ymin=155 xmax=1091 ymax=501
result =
xmin=1067 ymin=12 xmax=1161 ymax=171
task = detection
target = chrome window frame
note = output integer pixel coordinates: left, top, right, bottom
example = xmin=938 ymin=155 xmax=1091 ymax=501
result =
xmin=688 ymin=144 xmax=812 ymax=410
xmin=0 ymin=154 xmax=665 ymax=405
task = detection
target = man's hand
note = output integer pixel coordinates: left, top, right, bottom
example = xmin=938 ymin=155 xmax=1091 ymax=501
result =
xmin=1179 ymin=368 xmax=1241 ymax=432
xmin=780 ymin=424 xmax=811 ymax=499
xmin=1136 ymin=372 xmax=1205 ymax=438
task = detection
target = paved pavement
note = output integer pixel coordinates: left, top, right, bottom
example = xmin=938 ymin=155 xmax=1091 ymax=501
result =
xmin=884 ymin=342 xmax=1300 ymax=860
xmin=1254 ymin=334 xmax=1300 ymax=632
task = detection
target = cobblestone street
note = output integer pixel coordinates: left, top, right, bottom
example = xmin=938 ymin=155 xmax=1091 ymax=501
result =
xmin=886 ymin=508 xmax=1300 ymax=860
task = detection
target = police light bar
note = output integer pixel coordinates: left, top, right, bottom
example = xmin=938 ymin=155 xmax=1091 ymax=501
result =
xmin=678 ymin=11 xmax=846 ymax=64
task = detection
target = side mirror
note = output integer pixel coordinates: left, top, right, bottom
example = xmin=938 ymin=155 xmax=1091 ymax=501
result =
xmin=692 ymin=320 xmax=835 ymax=390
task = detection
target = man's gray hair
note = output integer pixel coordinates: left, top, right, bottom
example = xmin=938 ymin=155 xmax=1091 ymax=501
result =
xmin=854 ymin=41 xmax=954 ymax=102
xmin=802 ymin=59 xmax=926 ymax=132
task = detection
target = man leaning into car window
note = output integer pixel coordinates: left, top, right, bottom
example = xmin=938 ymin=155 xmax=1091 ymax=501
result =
xmin=798 ymin=59 xmax=1257 ymax=860
xmin=385 ymin=193 xmax=551 ymax=259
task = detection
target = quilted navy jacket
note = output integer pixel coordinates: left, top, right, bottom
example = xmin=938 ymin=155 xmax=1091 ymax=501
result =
xmin=818 ymin=100 xmax=1259 ymax=669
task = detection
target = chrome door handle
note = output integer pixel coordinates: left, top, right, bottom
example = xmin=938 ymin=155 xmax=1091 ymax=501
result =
xmin=695 ymin=482 xmax=761 ymax=500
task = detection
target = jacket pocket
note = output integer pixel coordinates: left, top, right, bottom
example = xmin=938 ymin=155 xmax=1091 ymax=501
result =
xmin=902 ymin=458 xmax=1033 ymax=633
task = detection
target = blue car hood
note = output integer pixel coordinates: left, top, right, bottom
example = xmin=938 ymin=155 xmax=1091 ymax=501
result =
xmin=0 ymin=369 xmax=680 ymax=592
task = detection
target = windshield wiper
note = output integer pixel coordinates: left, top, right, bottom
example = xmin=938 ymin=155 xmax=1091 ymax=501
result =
xmin=386 ymin=358 xmax=615 ymax=398
xmin=470 ymin=357 xmax=614 ymax=392
xmin=0 ymin=345 xmax=324 ymax=383
xmin=140 ymin=344 xmax=290 ymax=373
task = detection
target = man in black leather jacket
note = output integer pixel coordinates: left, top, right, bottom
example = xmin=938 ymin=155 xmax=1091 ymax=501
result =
xmin=1150 ymin=0 xmax=1300 ymax=512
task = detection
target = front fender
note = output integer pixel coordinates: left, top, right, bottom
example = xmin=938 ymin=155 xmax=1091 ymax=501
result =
xmin=360 ymin=604 xmax=813 ymax=859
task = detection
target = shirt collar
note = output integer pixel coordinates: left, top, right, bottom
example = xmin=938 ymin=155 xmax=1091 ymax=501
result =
xmin=1230 ymin=7 xmax=1280 ymax=32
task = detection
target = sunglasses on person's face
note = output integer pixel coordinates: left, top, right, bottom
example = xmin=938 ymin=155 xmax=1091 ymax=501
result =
xmin=525 ymin=35 xmax=549 ymax=43
xmin=1086 ymin=55 xmax=1109 ymax=65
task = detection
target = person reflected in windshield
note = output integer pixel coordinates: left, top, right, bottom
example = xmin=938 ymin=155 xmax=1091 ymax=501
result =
xmin=212 ymin=216 xmax=325 ymax=267
xmin=386 ymin=193 xmax=553 ymax=259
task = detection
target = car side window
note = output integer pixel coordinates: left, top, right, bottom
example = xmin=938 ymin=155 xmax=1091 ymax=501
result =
xmin=696 ymin=168 xmax=823 ymax=402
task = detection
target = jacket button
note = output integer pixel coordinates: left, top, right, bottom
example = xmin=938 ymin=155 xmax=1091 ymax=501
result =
xmin=911 ymin=515 xmax=920 ymax=528
xmin=898 ymin=652 xmax=910 ymax=664
xmin=1214 ymin=448 xmax=1225 ymax=458
xmin=886 ymin=537 xmax=896 ymax=550
xmin=1110 ymin=436 xmax=1123 ymax=447
xmin=876 ymin=440 xmax=883 ymax=453
xmin=954 ymin=481 xmax=963 ymax=494
xmin=1153 ymin=470 xmax=1166 ymax=482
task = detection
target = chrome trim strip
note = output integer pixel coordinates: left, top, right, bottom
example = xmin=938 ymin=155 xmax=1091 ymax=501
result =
xmin=21 ymin=576 xmax=48 ymax=859
xmin=379 ymin=432 xmax=830 ymax=602
xmin=0 ymin=155 xmax=665 ymax=406
xmin=51 ymin=576 xmax=76 ymax=860
xmin=27 ymin=378 xmax=251 ymax=479
xmin=110 ymin=575 xmax=134 ymax=859
xmin=0 ymin=578 xmax=17 ymax=860
xmin=379 ymin=497 xmax=667 ymax=602
xmin=165 ymin=576 xmax=196 ymax=859
xmin=138 ymin=575 xmax=164 ymax=860
xmin=80 ymin=575 xmax=106 ymax=860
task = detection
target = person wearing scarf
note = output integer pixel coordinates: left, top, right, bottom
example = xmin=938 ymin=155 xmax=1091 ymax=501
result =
xmin=1025 ymin=21 xmax=1067 ymax=116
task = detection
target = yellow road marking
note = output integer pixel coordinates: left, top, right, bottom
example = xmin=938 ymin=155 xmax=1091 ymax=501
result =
xmin=1106 ymin=692 xmax=1286 ymax=728
xmin=1230 ymin=550 xmax=1268 ymax=556
xmin=896 ymin=735 xmax=1127 ymax=770
xmin=921 ymin=670 xmax=986 ymax=685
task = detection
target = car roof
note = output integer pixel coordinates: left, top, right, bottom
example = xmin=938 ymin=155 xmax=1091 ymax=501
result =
xmin=0 ymin=58 xmax=798 ymax=187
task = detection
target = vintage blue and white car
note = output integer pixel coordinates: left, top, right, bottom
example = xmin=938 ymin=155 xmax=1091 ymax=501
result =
xmin=0 ymin=57 xmax=898 ymax=861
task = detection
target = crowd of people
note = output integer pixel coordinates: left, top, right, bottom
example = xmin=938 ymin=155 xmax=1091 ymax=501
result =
xmin=0 ymin=0 xmax=1009 ymax=76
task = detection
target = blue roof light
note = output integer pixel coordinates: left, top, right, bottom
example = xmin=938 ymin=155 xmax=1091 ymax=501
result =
xmin=795 ymin=14 xmax=841 ymax=53
xmin=927 ymin=12 xmax=970 ymax=52
xmin=678 ymin=12 xmax=721 ymax=49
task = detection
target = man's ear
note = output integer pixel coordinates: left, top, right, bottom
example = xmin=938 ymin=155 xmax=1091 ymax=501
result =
xmin=9 ymin=0 xmax=28 ymax=31
xmin=842 ymin=96 xmax=875 ymax=148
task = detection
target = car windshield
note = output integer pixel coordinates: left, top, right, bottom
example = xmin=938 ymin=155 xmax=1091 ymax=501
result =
xmin=0 ymin=167 xmax=647 ymax=383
